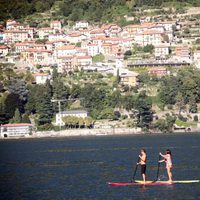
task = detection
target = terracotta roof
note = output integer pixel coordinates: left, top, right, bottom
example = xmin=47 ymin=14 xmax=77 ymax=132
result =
xmin=57 ymin=45 xmax=76 ymax=50
xmin=0 ymin=45 xmax=8 ymax=49
xmin=1 ymin=123 xmax=32 ymax=127
xmin=76 ymin=55 xmax=91 ymax=59
xmin=51 ymin=20 xmax=61 ymax=24
xmin=33 ymin=73 xmax=49 ymax=76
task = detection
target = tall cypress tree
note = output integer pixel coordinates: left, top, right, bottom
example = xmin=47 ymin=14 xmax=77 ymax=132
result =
xmin=135 ymin=91 xmax=153 ymax=128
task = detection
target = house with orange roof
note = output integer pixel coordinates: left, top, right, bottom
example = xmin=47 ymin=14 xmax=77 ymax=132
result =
xmin=57 ymin=55 xmax=75 ymax=72
xmin=74 ymin=21 xmax=89 ymax=30
xmin=21 ymin=27 xmax=35 ymax=39
xmin=37 ymin=27 xmax=54 ymax=39
xmin=87 ymin=43 xmax=99 ymax=56
xmin=148 ymin=67 xmax=169 ymax=78
xmin=6 ymin=20 xmax=24 ymax=30
xmin=154 ymin=44 xmax=170 ymax=58
xmin=21 ymin=49 xmax=54 ymax=65
xmin=6 ymin=19 xmax=17 ymax=29
xmin=0 ymin=123 xmax=33 ymax=138
xmin=15 ymin=42 xmax=31 ymax=53
xmin=90 ymin=29 xmax=106 ymax=38
xmin=56 ymin=45 xmax=76 ymax=57
xmin=0 ymin=45 xmax=9 ymax=56
xmin=140 ymin=16 xmax=151 ymax=24
xmin=75 ymin=47 xmax=87 ymax=56
xmin=66 ymin=33 xmax=87 ymax=43
xmin=101 ymin=43 xmax=120 ymax=56
xmin=50 ymin=20 xmax=62 ymax=32
xmin=102 ymin=24 xmax=122 ymax=37
xmin=120 ymin=71 xmax=139 ymax=87
xmin=134 ymin=30 xmax=164 ymax=46
xmin=75 ymin=56 xmax=92 ymax=69
xmin=175 ymin=46 xmax=191 ymax=62
xmin=48 ymin=33 xmax=67 ymax=41
xmin=32 ymin=72 xmax=51 ymax=84
xmin=4 ymin=30 xmax=29 ymax=42
xmin=91 ymin=36 xmax=106 ymax=46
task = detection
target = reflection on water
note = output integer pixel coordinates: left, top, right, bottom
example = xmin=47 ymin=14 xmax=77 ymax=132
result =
xmin=0 ymin=134 xmax=200 ymax=200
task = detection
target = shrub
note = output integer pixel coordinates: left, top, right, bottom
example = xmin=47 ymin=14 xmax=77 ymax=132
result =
xmin=194 ymin=115 xmax=198 ymax=122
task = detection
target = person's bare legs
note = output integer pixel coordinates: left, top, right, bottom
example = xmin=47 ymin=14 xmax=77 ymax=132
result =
xmin=142 ymin=173 xmax=146 ymax=183
xmin=167 ymin=167 xmax=172 ymax=183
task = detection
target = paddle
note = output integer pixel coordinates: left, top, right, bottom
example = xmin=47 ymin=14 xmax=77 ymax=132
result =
xmin=154 ymin=154 xmax=161 ymax=182
xmin=131 ymin=157 xmax=140 ymax=182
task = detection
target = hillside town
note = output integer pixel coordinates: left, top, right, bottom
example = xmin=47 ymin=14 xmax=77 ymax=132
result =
xmin=1 ymin=11 xmax=200 ymax=138
xmin=0 ymin=15 xmax=200 ymax=80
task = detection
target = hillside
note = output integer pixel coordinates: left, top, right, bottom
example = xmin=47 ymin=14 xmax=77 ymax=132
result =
xmin=1 ymin=0 xmax=200 ymax=24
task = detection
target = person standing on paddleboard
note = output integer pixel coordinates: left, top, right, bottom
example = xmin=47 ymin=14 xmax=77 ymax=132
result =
xmin=159 ymin=149 xmax=173 ymax=183
xmin=137 ymin=149 xmax=147 ymax=183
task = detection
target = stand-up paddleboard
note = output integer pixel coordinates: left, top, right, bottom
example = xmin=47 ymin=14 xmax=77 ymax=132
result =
xmin=108 ymin=180 xmax=200 ymax=186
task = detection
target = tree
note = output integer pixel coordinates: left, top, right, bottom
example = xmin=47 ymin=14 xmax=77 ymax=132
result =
xmin=143 ymin=44 xmax=154 ymax=54
xmin=10 ymin=108 xmax=22 ymax=123
xmin=175 ymin=92 xmax=185 ymax=115
xmin=7 ymin=78 xmax=28 ymax=113
xmin=188 ymin=96 xmax=197 ymax=113
xmin=52 ymin=78 xmax=70 ymax=111
xmin=4 ymin=93 xmax=20 ymax=120
xmin=135 ymin=91 xmax=153 ymax=128
xmin=22 ymin=113 xmax=31 ymax=123
xmin=155 ymin=114 xmax=176 ymax=133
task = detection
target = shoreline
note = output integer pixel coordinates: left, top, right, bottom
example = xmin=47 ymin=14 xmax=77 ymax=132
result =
xmin=0 ymin=127 xmax=200 ymax=140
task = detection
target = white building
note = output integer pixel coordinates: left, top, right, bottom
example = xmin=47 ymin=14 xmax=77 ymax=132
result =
xmin=33 ymin=73 xmax=51 ymax=84
xmin=75 ymin=21 xmax=89 ymax=29
xmin=154 ymin=45 xmax=170 ymax=58
xmin=87 ymin=44 xmax=99 ymax=56
xmin=56 ymin=110 xmax=88 ymax=126
xmin=0 ymin=45 xmax=9 ymax=56
xmin=0 ymin=123 xmax=33 ymax=138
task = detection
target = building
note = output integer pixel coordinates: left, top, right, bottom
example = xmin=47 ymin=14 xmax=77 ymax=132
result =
xmin=4 ymin=30 xmax=29 ymax=42
xmin=21 ymin=49 xmax=54 ymax=65
xmin=0 ymin=123 xmax=33 ymax=138
xmin=50 ymin=20 xmax=62 ymax=32
xmin=148 ymin=67 xmax=169 ymax=77
xmin=87 ymin=44 xmax=99 ymax=56
xmin=56 ymin=45 xmax=76 ymax=57
xmin=76 ymin=56 xmax=92 ymax=69
xmin=56 ymin=110 xmax=88 ymax=126
xmin=175 ymin=46 xmax=191 ymax=62
xmin=120 ymin=72 xmax=138 ymax=87
xmin=0 ymin=45 xmax=9 ymax=56
xmin=75 ymin=21 xmax=89 ymax=30
xmin=32 ymin=73 xmax=50 ymax=84
xmin=154 ymin=45 xmax=170 ymax=59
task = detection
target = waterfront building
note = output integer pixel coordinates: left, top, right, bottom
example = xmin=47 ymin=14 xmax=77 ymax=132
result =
xmin=55 ymin=110 xmax=88 ymax=126
xmin=0 ymin=123 xmax=33 ymax=138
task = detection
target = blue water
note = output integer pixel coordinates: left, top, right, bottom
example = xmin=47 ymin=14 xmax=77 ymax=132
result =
xmin=0 ymin=133 xmax=200 ymax=200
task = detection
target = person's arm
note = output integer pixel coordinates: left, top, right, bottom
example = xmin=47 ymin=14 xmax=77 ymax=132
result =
xmin=139 ymin=155 xmax=146 ymax=162
xmin=159 ymin=152 xmax=166 ymax=159
xmin=159 ymin=159 xmax=165 ymax=163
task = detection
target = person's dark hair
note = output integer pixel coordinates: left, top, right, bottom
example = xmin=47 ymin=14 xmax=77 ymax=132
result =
xmin=166 ymin=149 xmax=171 ymax=155
xmin=141 ymin=149 xmax=146 ymax=153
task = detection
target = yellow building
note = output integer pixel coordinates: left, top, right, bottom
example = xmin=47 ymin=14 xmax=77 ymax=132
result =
xmin=120 ymin=72 xmax=138 ymax=87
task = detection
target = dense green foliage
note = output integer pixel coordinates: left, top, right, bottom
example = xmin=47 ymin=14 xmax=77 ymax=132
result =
xmin=0 ymin=0 xmax=55 ymax=22
xmin=1 ymin=0 xmax=200 ymax=23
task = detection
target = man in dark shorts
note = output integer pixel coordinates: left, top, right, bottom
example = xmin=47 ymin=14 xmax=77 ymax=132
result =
xmin=137 ymin=149 xmax=147 ymax=182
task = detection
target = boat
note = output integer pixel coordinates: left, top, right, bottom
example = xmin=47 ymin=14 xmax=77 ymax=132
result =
xmin=108 ymin=180 xmax=200 ymax=186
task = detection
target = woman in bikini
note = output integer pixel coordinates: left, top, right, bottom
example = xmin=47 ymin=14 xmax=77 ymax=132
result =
xmin=159 ymin=149 xmax=173 ymax=183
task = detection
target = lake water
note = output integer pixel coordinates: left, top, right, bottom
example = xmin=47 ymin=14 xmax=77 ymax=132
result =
xmin=0 ymin=133 xmax=200 ymax=200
